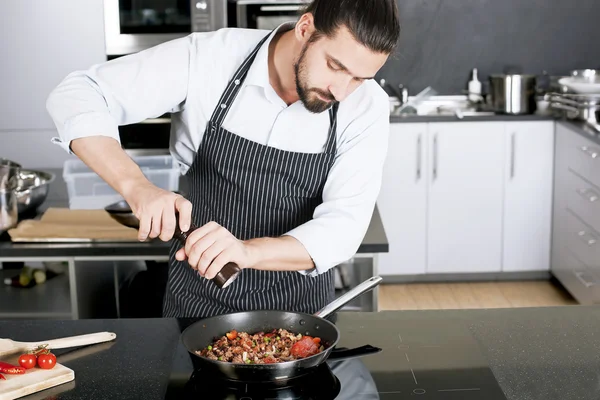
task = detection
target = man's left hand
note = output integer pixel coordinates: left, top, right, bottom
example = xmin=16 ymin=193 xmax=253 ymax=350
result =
xmin=175 ymin=221 xmax=254 ymax=279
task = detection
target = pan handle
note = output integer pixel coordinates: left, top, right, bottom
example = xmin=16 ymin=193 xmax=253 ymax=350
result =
xmin=327 ymin=344 xmax=382 ymax=362
xmin=314 ymin=276 xmax=382 ymax=318
xmin=173 ymin=213 xmax=242 ymax=289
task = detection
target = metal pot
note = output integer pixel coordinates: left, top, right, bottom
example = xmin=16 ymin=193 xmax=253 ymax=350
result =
xmin=489 ymin=74 xmax=537 ymax=115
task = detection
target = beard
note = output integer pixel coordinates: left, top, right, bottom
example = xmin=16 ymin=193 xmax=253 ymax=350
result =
xmin=293 ymin=42 xmax=337 ymax=114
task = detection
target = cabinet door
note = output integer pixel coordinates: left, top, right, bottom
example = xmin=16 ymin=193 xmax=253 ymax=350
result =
xmin=502 ymin=121 xmax=554 ymax=272
xmin=377 ymin=123 xmax=428 ymax=275
xmin=0 ymin=0 xmax=106 ymax=131
xmin=426 ymin=122 xmax=505 ymax=273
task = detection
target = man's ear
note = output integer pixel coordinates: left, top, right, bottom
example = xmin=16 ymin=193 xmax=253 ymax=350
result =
xmin=294 ymin=12 xmax=316 ymax=43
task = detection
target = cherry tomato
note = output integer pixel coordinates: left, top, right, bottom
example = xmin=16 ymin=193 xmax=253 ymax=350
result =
xmin=226 ymin=330 xmax=238 ymax=340
xmin=18 ymin=354 xmax=37 ymax=369
xmin=290 ymin=337 xmax=320 ymax=358
xmin=37 ymin=353 xmax=56 ymax=370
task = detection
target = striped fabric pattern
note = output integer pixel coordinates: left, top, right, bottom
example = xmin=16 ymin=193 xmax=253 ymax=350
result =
xmin=163 ymin=32 xmax=339 ymax=318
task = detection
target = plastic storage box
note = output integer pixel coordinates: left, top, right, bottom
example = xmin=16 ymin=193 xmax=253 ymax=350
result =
xmin=63 ymin=155 xmax=180 ymax=209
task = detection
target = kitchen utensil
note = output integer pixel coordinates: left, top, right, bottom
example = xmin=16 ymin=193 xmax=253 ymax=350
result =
xmin=546 ymin=92 xmax=600 ymax=125
xmin=558 ymin=76 xmax=600 ymax=94
xmin=104 ymin=199 xmax=140 ymax=229
xmin=0 ymin=355 xmax=74 ymax=400
xmin=396 ymin=86 xmax=438 ymax=114
xmin=104 ymin=200 xmax=241 ymax=289
xmin=489 ymin=73 xmax=537 ymax=114
xmin=173 ymin=217 xmax=241 ymax=289
xmin=14 ymin=169 xmax=55 ymax=215
xmin=0 ymin=191 xmax=17 ymax=232
xmin=180 ymin=275 xmax=382 ymax=382
xmin=571 ymin=69 xmax=599 ymax=80
xmin=0 ymin=161 xmax=20 ymax=192
xmin=0 ymin=331 xmax=117 ymax=358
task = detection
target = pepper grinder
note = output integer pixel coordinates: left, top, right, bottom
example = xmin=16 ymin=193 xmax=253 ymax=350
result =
xmin=173 ymin=215 xmax=241 ymax=289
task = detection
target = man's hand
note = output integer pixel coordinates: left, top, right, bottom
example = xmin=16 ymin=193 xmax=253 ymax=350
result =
xmin=175 ymin=222 xmax=255 ymax=279
xmin=123 ymin=182 xmax=193 ymax=242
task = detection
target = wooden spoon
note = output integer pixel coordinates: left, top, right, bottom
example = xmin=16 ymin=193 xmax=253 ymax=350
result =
xmin=0 ymin=331 xmax=117 ymax=358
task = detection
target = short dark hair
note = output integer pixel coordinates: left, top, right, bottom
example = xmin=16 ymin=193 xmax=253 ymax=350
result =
xmin=303 ymin=0 xmax=400 ymax=54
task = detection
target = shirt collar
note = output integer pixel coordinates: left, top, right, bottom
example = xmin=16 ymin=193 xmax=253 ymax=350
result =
xmin=243 ymin=22 xmax=296 ymax=90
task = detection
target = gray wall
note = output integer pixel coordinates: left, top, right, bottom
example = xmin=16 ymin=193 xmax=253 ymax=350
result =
xmin=377 ymin=0 xmax=600 ymax=95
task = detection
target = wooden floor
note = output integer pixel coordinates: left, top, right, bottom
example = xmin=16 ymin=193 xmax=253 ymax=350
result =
xmin=378 ymin=279 xmax=578 ymax=310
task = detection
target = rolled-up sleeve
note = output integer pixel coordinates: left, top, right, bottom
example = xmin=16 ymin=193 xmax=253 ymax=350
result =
xmin=46 ymin=34 xmax=193 ymax=153
xmin=285 ymin=98 xmax=390 ymax=276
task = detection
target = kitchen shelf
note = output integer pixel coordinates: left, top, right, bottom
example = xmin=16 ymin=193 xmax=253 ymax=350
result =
xmin=0 ymin=269 xmax=72 ymax=319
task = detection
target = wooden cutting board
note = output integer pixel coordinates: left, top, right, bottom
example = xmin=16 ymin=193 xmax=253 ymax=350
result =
xmin=7 ymin=207 xmax=140 ymax=242
xmin=0 ymin=354 xmax=74 ymax=400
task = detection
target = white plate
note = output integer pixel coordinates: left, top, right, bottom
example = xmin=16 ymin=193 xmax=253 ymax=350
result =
xmin=558 ymin=77 xmax=600 ymax=94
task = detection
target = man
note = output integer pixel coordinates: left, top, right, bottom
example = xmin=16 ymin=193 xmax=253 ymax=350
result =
xmin=46 ymin=0 xmax=400 ymax=318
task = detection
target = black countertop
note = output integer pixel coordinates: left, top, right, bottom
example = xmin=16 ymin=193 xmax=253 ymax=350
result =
xmin=0 ymin=204 xmax=388 ymax=259
xmin=0 ymin=305 xmax=598 ymax=400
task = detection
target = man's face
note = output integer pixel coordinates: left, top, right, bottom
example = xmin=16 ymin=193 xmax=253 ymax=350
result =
xmin=293 ymin=26 xmax=389 ymax=113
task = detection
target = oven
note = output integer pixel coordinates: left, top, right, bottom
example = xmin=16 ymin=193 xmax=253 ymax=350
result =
xmin=103 ymin=0 xmax=229 ymax=55
xmin=235 ymin=0 xmax=308 ymax=30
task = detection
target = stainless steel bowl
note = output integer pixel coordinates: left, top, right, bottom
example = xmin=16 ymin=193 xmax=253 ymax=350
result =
xmin=14 ymin=169 xmax=55 ymax=215
xmin=0 ymin=159 xmax=21 ymax=192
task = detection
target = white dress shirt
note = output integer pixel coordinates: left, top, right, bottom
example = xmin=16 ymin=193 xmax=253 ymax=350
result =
xmin=46 ymin=23 xmax=390 ymax=275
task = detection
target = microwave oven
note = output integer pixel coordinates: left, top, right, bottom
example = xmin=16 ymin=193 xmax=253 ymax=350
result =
xmin=103 ymin=0 xmax=230 ymax=55
xmin=235 ymin=0 xmax=308 ymax=30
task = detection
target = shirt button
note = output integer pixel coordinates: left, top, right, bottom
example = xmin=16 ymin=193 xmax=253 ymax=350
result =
xmin=234 ymin=79 xmax=241 ymax=85
xmin=220 ymin=104 xmax=227 ymax=109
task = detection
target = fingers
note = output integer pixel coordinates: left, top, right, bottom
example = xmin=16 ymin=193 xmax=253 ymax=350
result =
xmin=187 ymin=232 xmax=218 ymax=270
xmin=194 ymin=237 xmax=228 ymax=276
xmin=159 ymin=207 xmax=176 ymax=242
xmin=175 ymin=196 xmax=193 ymax=232
xmin=148 ymin=210 xmax=162 ymax=239
xmin=129 ymin=189 xmax=193 ymax=242
xmin=204 ymin=251 xmax=232 ymax=280
xmin=184 ymin=221 xmax=221 ymax=256
xmin=137 ymin=212 xmax=152 ymax=242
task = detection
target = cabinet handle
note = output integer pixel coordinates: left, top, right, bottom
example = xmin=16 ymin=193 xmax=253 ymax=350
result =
xmin=416 ymin=133 xmax=422 ymax=180
xmin=580 ymin=145 xmax=600 ymax=159
xmin=577 ymin=230 xmax=597 ymax=246
xmin=577 ymin=188 xmax=599 ymax=203
xmin=432 ymin=133 xmax=438 ymax=181
xmin=574 ymin=271 xmax=597 ymax=288
xmin=510 ymin=133 xmax=516 ymax=179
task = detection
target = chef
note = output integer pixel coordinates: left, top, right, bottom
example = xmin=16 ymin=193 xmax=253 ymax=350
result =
xmin=46 ymin=0 xmax=400 ymax=318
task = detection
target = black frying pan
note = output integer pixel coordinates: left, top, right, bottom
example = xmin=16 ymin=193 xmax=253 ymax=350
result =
xmin=180 ymin=276 xmax=382 ymax=382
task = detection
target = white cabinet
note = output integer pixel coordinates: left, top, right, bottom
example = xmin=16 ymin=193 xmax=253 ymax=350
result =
xmin=377 ymin=124 xmax=427 ymax=275
xmin=426 ymin=122 xmax=505 ymax=273
xmin=502 ymin=121 xmax=554 ymax=272
xmin=378 ymin=120 xmax=555 ymax=277
xmin=0 ymin=0 xmax=106 ymax=131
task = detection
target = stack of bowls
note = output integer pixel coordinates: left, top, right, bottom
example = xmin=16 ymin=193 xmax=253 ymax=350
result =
xmin=0 ymin=159 xmax=21 ymax=231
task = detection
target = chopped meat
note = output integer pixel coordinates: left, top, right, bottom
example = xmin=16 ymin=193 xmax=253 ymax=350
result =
xmin=195 ymin=329 xmax=326 ymax=364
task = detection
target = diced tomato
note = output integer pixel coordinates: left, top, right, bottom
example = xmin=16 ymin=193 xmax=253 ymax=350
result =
xmin=290 ymin=336 xmax=320 ymax=358
xmin=226 ymin=330 xmax=238 ymax=340
xmin=312 ymin=337 xmax=321 ymax=344
xmin=265 ymin=333 xmax=275 ymax=338
xmin=263 ymin=356 xmax=277 ymax=364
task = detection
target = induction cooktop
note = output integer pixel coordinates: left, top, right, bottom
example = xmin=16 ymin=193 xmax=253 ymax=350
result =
xmin=164 ymin=314 xmax=507 ymax=399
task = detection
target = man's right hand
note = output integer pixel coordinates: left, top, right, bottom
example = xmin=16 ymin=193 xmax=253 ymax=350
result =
xmin=124 ymin=182 xmax=193 ymax=242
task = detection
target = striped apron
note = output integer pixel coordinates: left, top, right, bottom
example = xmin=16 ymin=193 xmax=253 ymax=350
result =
xmin=162 ymin=33 xmax=338 ymax=318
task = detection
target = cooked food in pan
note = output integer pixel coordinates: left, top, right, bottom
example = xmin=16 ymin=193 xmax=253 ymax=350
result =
xmin=196 ymin=329 xmax=326 ymax=364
